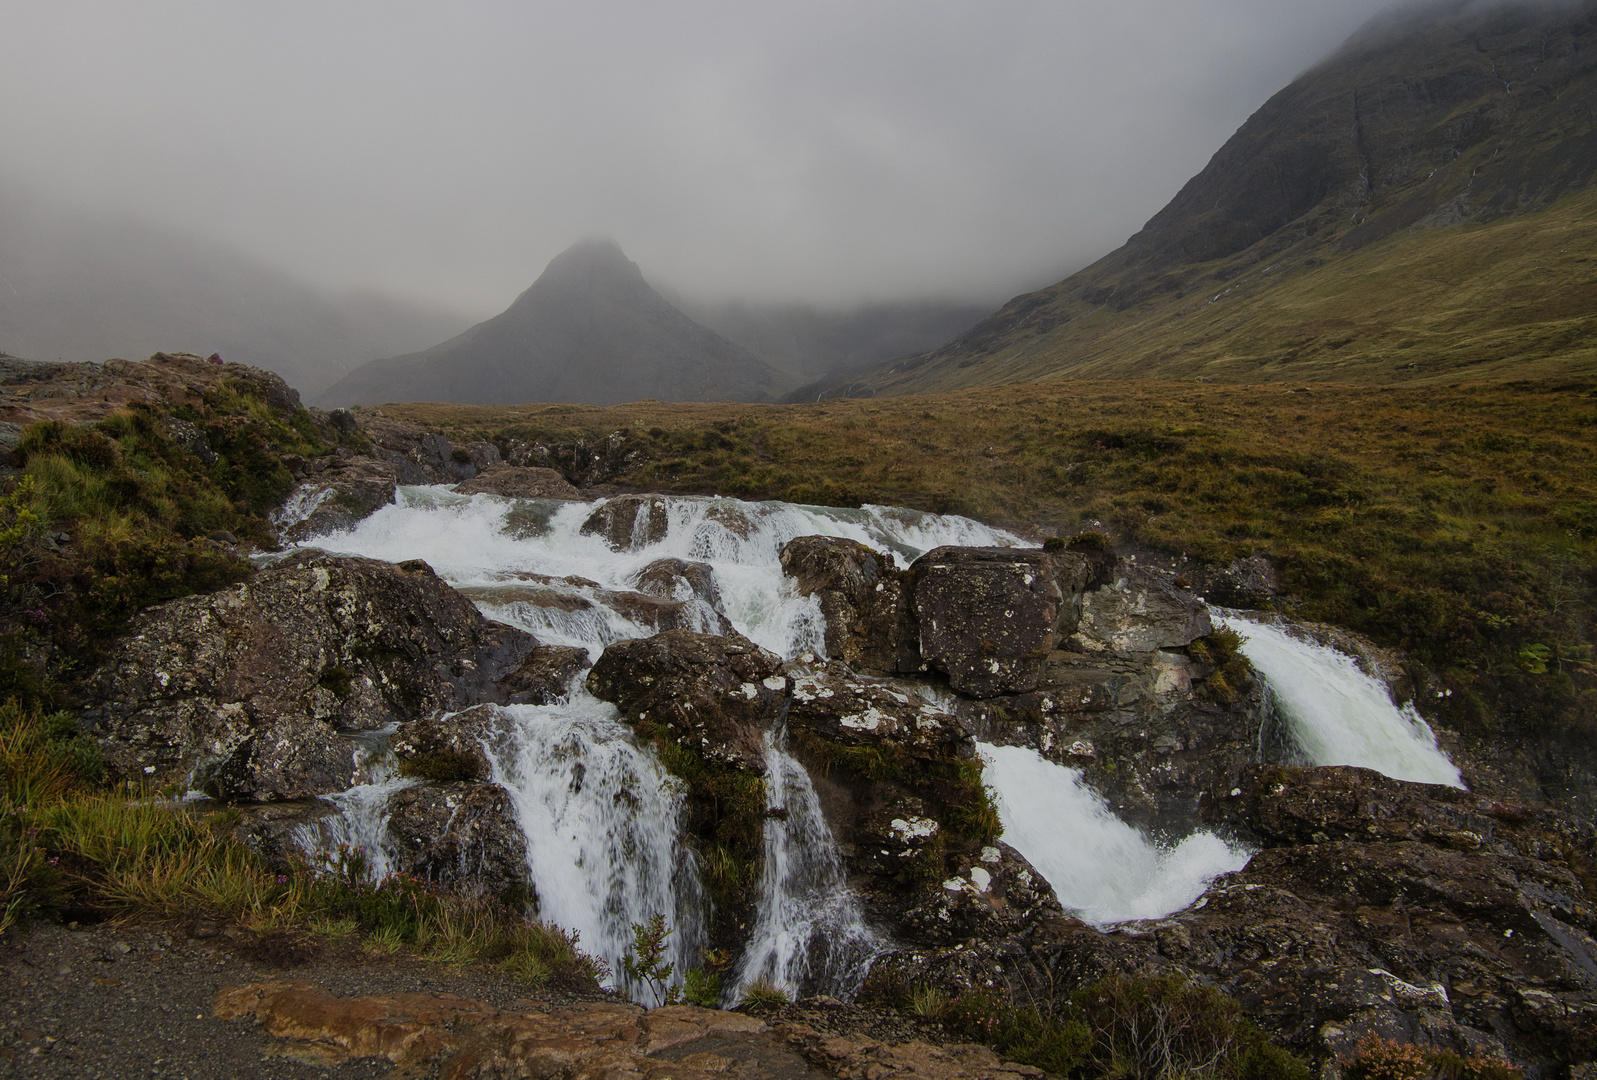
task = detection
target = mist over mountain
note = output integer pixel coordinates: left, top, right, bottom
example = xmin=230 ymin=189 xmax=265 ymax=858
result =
xmin=319 ymin=241 xmax=782 ymax=407
xmin=820 ymin=0 xmax=1597 ymax=396
xmin=676 ymin=298 xmax=994 ymax=391
xmin=0 ymin=186 xmax=472 ymax=396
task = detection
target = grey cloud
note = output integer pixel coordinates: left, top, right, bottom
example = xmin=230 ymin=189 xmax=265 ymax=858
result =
xmin=1 ymin=1 xmax=1411 ymax=314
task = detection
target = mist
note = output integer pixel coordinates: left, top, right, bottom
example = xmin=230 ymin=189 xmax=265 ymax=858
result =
xmin=0 ymin=0 xmax=1418 ymax=320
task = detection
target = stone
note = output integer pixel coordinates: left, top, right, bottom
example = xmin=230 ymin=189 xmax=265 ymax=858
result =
xmin=908 ymin=546 xmax=1093 ymax=697
xmin=385 ymin=782 xmax=528 ymax=897
xmin=580 ymin=494 xmax=671 ymax=551
xmin=588 ymin=630 xmax=785 ymax=770
xmin=452 ymin=464 xmax=580 ymax=500
xmin=277 ymin=457 xmax=398 ymax=542
xmin=1072 ymin=563 xmax=1212 ymax=654
xmin=83 ymin=552 xmax=540 ymax=799
xmin=780 ymin=535 xmax=914 ymax=673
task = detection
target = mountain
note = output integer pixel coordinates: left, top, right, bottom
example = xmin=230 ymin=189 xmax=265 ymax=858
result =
xmin=319 ymin=241 xmax=781 ymax=407
xmin=0 ymin=187 xmax=471 ymax=397
xmin=674 ymin=298 xmax=992 ymax=393
xmin=821 ymin=0 xmax=1597 ymax=397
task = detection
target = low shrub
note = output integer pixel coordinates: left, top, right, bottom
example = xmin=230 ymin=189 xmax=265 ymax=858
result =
xmin=1341 ymin=1035 xmax=1522 ymax=1080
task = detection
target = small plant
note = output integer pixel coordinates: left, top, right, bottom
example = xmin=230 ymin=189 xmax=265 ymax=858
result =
xmin=622 ymin=913 xmax=679 ymax=1005
xmin=682 ymin=967 xmax=722 ymax=1007
xmin=1341 ymin=1035 xmax=1523 ymax=1080
xmin=737 ymin=978 xmax=791 ymax=1007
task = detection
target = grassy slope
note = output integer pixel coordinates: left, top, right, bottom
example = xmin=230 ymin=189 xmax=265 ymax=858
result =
xmin=833 ymin=188 xmax=1597 ymax=396
xmin=389 ymin=377 xmax=1597 ymax=737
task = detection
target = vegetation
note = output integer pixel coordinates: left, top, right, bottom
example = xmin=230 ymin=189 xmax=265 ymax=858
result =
xmin=391 ymin=377 xmax=1597 ymax=739
xmin=1 ymin=698 xmax=601 ymax=985
xmin=1342 ymin=1035 xmax=1522 ymax=1080
xmin=911 ymin=973 xmax=1309 ymax=1079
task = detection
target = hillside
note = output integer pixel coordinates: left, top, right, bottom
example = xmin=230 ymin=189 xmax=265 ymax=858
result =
xmin=319 ymin=241 xmax=781 ymax=408
xmin=824 ymin=0 xmax=1597 ymax=397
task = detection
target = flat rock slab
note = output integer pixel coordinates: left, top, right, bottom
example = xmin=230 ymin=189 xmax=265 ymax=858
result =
xmin=215 ymin=979 xmax=1043 ymax=1080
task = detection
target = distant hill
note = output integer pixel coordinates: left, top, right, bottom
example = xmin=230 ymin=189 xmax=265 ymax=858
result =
xmin=0 ymin=187 xmax=471 ymax=397
xmin=821 ymin=0 xmax=1597 ymax=397
xmin=674 ymin=298 xmax=992 ymax=395
xmin=320 ymin=241 xmax=781 ymax=408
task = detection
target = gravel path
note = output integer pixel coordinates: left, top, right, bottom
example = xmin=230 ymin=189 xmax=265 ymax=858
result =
xmin=0 ymin=919 xmax=587 ymax=1079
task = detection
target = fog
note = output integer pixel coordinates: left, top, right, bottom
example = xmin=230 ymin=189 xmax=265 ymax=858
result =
xmin=3 ymin=1 xmax=1411 ymax=317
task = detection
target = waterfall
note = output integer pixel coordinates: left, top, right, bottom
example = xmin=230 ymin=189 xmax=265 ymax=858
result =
xmin=478 ymin=698 xmax=705 ymax=1006
xmin=731 ymin=731 xmax=885 ymax=1002
xmin=289 ymin=489 xmax=1022 ymax=1002
xmin=1224 ymin=617 xmax=1464 ymax=787
xmin=978 ymin=742 xmax=1252 ymax=925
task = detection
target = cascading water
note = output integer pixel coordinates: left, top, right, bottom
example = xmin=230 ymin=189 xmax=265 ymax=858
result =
xmin=732 ymin=731 xmax=885 ymax=1002
xmin=476 ymin=698 xmax=704 ymax=1006
xmin=1223 ymin=616 xmax=1464 ymax=787
xmin=978 ymin=742 xmax=1252 ymax=925
xmin=292 ymin=488 xmax=1021 ymax=1000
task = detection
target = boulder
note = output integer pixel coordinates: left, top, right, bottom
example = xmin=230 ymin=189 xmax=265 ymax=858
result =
xmin=631 ymin=557 xmax=722 ymax=608
xmin=392 ymin=702 xmax=504 ymax=783
xmin=84 ymin=553 xmax=539 ymax=799
xmin=586 ymin=630 xmax=784 ymax=770
xmin=780 ymin=536 xmax=914 ymax=672
xmin=385 ymin=782 xmax=528 ymax=897
xmin=501 ymin=644 xmax=590 ymax=705
xmin=452 ymin=464 xmax=580 ymax=500
xmin=1071 ymin=563 xmax=1212 ymax=654
xmin=501 ymin=428 xmax=649 ymax=487
xmin=908 ymin=546 xmax=1093 ymax=697
xmin=359 ymin=414 xmax=493 ymax=484
xmin=277 ymin=457 xmax=398 ymax=542
xmin=580 ymin=494 xmax=671 ymax=551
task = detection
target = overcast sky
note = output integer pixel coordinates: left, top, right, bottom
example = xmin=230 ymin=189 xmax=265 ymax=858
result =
xmin=2 ymin=1 xmax=1408 ymax=316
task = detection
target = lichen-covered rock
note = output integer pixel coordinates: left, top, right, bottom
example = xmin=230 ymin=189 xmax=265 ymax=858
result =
xmin=83 ymin=553 xmax=539 ymax=799
xmin=385 ymin=782 xmax=528 ymax=896
xmin=908 ymin=546 xmax=1093 ymax=697
xmin=587 ymin=629 xmax=785 ymax=770
xmin=501 ymin=644 xmax=590 ymax=705
xmin=785 ymin=663 xmax=960 ymax=754
xmin=1072 ymin=563 xmax=1212 ymax=654
xmin=359 ymin=414 xmax=495 ymax=484
xmin=631 ymin=557 xmax=723 ymax=609
xmin=392 ymin=702 xmax=504 ymax=783
xmin=780 ymin=536 xmax=914 ymax=672
xmin=452 ymin=464 xmax=580 ymax=500
xmin=893 ymin=842 xmax=1067 ymax=946
xmin=580 ymin=494 xmax=671 ymax=551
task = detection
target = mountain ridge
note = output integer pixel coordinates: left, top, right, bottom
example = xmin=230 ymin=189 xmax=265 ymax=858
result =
xmin=318 ymin=240 xmax=782 ymax=407
xmin=815 ymin=0 xmax=1597 ymax=397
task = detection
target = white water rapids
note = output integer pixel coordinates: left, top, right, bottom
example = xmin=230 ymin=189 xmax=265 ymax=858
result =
xmin=284 ymin=487 xmax=1463 ymax=999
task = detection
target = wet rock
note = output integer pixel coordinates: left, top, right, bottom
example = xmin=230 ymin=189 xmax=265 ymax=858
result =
xmin=452 ymin=463 xmax=580 ymax=500
xmin=502 ymin=644 xmax=590 ymax=705
xmin=587 ymin=630 xmax=785 ymax=770
xmin=908 ymin=546 xmax=1093 ymax=697
xmin=278 ymin=457 xmax=398 ymax=542
xmin=580 ymin=494 xmax=671 ymax=551
xmin=785 ymin=663 xmax=959 ymax=754
xmin=460 ymin=579 xmax=734 ymax=638
xmin=392 ymin=702 xmax=504 ymax=782
xmin=893 ymin=842 xmax=1068 ymax=946
xmin=1072 ymin=563 xmax=1212 ymax=654
xmin=84 ymin=552 xmax=539 ymax=799
xmin=780 ymin=536 xmax=914 ymax=673
xmin=359 ymin=414 xmax=484 ymax=483
xmin=385 ymin=782 xmax=528 ymax=896
xmin=631 ymin=557 xmax=724 ymax=610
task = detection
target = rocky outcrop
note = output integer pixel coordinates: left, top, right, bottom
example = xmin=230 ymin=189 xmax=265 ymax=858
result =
xmin=587 ymin=630 xmax=785 ymax=771
xmin=360 ymin=413 xmax=499 ymax=485
xmin=452 ymin=464 xmax=580 ymax=500
xmin=385 ymin=782 xmax=528 ymax=897
xmin=84 ymin=553 xmax=540 ymax=800
xmin=277 ymin=456 xmax=399 ymax=542
xmin=908 ymin=546 xmax=1093 ymax=697
xmin=581 ymin=494 xmax=672 ymax=551
xmin=781 ymin=536 xmax=914 ymax=673
xmin=500 ymin=428 xmax=651 ymax=488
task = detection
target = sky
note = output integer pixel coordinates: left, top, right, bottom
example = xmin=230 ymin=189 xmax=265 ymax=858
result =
xmin=1 ymin=1 xmax=1410 ymax=317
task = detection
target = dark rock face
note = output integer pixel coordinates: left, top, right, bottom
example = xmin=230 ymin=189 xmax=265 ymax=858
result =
xmin=586 ymin=630 xmax=786 ymax=771
xmin=84 ymin=553 xmax=539 ymax=800
xmin=780 ymin=536 xmax=913 ymax=673
xmin=908 ymin=546 xmax=1092 ymax=697
xmin=360 ymin=414 xmax=497 ymax=484
xmin=385 ymin=782 xmax=528 ymax=897
xmin=580 ymin=494 xmax=671 ymax=552
xmin=500 ymin=429 xmax=650 ymax=488
xmin=318 ymin=240 xmax=781 ymax=407
xmin=279 ymin=457 xmax=399 ymax=542
xmin=452 ymin=464 xmax=580 ymax=500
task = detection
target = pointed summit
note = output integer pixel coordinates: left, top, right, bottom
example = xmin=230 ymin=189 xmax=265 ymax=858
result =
xmin=318 ymin=241 xmax=778 ymax=407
